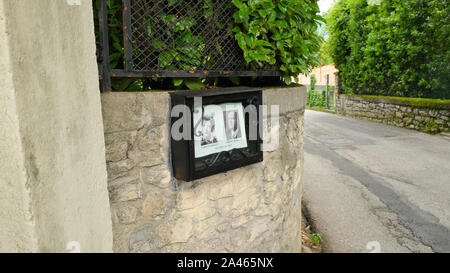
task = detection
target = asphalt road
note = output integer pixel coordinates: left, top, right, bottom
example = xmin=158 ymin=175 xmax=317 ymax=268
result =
xmin=303 ymin=110 xmax=450 ymax=253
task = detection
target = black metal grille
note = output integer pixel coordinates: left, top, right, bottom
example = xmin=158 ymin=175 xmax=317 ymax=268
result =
xmin=131 ymin=0 xmax=247 ymax=71
xmin=97 ymin=0 xmax=281 ymax=91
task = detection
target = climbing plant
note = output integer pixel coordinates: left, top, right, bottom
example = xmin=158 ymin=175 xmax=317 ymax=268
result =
xmin=95 ymin=0 xmax=324 ymax=90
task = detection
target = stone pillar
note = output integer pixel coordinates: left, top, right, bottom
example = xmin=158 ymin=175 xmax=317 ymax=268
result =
xmin=334 ymin=72 xmax=341 ymax=95
xmin=102 ymin=86 xmax=306 ymax=253
xmin=0 ymin=0 xmax=113 ymax=252
xmin=334 ymin=72 xmax=340 ymax=113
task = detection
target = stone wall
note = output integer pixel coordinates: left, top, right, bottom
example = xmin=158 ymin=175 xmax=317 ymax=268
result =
xmin=336 ymin=94 xmax=450 ymax=134
xmin=101 ymin=86 xmax=306 ymax=253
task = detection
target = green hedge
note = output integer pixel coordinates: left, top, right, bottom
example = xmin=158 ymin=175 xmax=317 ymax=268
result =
xmin=326 ymin=0 xmax=450 ymax=99
xmin=306 ymin=90 xmax=327 ymax=107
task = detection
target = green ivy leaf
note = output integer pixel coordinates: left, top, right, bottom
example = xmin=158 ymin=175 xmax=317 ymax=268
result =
xmin=184 ymin=78 xmax=205 ymax=90
xmin=173 ymin=78 xmax=184 ymax=87
xmin=229 ymin=77 xmax=240 ymax=85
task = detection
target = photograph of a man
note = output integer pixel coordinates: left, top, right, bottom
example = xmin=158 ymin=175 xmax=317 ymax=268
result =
xmin=224 ymin=110 xmax=242 ymax=141
xmin=200 ymin=114 xmax=218 ymax=146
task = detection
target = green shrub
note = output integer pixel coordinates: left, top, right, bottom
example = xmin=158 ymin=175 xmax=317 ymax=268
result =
xmin=326 ymin=0 xmax=450 ymax=99
xmin=310 ymin=75 xmax=317 ymax=91
xmin=231 ymin=0 xmax=324 ymax=84
xmin=307 ymin=90 xmax=326 ymax=107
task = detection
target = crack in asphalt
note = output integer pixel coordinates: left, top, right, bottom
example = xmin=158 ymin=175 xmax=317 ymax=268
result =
xmin=368 ymin=204 xmax=430 ymax=252
xmin=304 ymin=137 xmax=450 ymax=253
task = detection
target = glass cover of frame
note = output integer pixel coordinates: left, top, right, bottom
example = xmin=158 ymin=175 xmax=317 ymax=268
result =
xmin=193 ymin=102 xmax=248 ymax=158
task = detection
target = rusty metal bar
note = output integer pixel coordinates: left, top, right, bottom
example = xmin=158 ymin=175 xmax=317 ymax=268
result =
xmin=123 ymin=0 xmax=133 ymax=72
xmin=98 ymin=0 xmax=112 ymax=92
xmin=110 ymin=69 xmax=283 ymax=78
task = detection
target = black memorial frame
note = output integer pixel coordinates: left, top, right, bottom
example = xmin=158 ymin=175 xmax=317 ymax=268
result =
xmin=170 ymin=87 xmax=263 ymax=181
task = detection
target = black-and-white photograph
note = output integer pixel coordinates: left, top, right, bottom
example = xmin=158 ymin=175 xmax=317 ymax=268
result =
xmin=199 ymin=113 xmax=218 ymax=146
xmin=193 ymin=103 xmax=247 ymax=158
xmin=224 ymin=110 xmax=242 ymax=141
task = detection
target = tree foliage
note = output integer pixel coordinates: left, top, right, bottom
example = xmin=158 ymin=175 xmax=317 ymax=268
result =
xmin=327 ymin=0 xmax=450 ymax=99
xmin=318 ymin=39 xmax=333 ymax=66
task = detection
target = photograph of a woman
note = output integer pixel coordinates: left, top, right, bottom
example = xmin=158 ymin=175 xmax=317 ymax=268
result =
xmin=224 ymin=110 xmax=242 ymax=141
